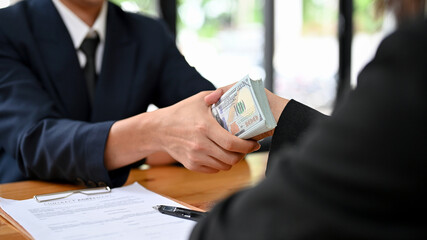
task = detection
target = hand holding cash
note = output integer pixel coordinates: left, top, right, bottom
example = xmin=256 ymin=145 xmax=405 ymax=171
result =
xmin=211 ymin=75 xmax=277 ymax=139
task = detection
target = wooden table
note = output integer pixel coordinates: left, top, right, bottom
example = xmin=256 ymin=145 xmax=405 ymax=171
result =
xmin=0 ymin=152 xmax=268 ymax=239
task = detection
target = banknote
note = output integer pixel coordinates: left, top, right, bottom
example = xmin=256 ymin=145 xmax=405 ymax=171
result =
xmin=211 ymin=75 xmax=276 ymax=139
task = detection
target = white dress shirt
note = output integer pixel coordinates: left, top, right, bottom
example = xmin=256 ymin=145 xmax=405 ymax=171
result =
xmin=52 ymin=0 xmax=108 ymax=74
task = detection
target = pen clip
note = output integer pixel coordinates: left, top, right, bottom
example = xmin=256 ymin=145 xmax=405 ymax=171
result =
xmin=34 ymin=186 xmax=111 ymax=203
xmin=154 ymin=205 xmax=207 ymax=221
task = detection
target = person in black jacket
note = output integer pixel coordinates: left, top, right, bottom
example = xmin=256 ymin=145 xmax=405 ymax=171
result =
xmin=191 ymin=10 xmax=427 ymax=240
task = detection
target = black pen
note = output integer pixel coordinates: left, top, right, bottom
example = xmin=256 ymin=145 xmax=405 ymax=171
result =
xmin=153 ymin=205 xmax=207 ymax=221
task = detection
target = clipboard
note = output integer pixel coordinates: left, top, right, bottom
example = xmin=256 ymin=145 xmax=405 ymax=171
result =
xmin=1 ymin=182 xmax=198 ymax=240
xmin=33 ymin=186 xmax=111 ymax=202
xmin=1 ymin=186 xmax=111 ymax=239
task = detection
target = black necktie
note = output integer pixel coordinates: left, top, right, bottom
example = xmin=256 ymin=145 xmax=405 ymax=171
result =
xmin=80 ymin=34 xmax=100 ymax=106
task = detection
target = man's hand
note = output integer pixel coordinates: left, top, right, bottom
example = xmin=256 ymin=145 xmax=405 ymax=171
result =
xmin=153 ymin=91 xmax=260 ymax=173
xmin=105 ymin=90 xmax=261 ymax=173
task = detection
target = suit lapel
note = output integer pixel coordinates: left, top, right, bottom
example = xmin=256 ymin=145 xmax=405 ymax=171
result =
xmin=28 ymin=0 xmax=137 ymax=122
xmin=92 ymin=3 xmax=138 ymax=121
xmin=29 ymin=0 xmax=91 ymax=120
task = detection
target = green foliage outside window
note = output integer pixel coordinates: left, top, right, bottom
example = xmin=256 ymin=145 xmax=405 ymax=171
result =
xmin=110 ymin=0 xmax=262 ymax=38
xmin=177 ymin=0 xmax=263 ymax=38
xmin=302 ymin=0 xmax=338 ymax=35
xmin=303 ymin=0 xmax=383 ymax=35
xmin=111 ymin=0 xmax=383 ymax=37
xmin=353 ymin=0 xmax=383 ymax=33
xmin=110 ymin=0 xmax=157 ymax=16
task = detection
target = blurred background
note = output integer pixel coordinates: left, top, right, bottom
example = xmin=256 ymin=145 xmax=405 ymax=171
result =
xmin=0 ymin=0 xmax=394 ymax=114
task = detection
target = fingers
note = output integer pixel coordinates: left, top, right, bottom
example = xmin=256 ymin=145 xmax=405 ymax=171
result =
xmin=207 ymin=142 xmax=248 ymax=166
xmin=204 ymin=83 xmax=236 ymax=105
xmin=251 ymin=131 xmax=274 ymax=141
xmin=204 ymin=89 xmax=223 ymax=105
xmin=202 ymin=157 xmax=233 ymax=171
xmin=190 ymin=165 xmax=220 ymax=174
xmin=160 ymin=88 xmax=262 ymax=174
xmin=176 ymin=134 xmax=247 ymax=172
xmin=179 ymin=151 xmax=233 ymax=172
xmin=208 ymin=124 xmax=261 ymax=154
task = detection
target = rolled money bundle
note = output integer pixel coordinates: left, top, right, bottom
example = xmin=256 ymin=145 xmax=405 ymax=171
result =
xmin=211 ymin=75 xmax=277 ymax=139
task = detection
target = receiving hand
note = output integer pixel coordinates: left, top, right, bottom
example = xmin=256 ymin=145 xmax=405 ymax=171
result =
xmin=154 ymin=91 xmax=261 ymax=173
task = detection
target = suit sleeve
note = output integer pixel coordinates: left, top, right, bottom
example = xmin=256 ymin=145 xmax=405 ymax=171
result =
xmin=190 ymin=21 xmax=427 ymax=239
xmin=151 ymin=20 xmax=215 ymax=108
xmin=0 ymin=28 xmax=125 ymax=187
xmin=267 ymin=99 xmax=327 ymax=173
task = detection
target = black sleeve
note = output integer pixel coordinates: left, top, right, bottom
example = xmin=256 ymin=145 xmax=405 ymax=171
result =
xmin=190 ymin=20 xmax=427 ymax=240
xmin=267 ymin=99 xmax=327 ymax=173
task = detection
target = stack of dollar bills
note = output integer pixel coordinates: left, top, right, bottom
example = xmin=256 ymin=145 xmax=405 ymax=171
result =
xmin=211 ymin=75 xmax=277 ymax=139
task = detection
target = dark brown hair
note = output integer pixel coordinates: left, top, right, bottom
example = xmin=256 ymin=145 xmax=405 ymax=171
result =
xmin=375 ymin=0 xmax=426 ymax=25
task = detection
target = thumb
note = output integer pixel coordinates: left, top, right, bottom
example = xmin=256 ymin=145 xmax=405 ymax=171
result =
xmin=204 ymin=88 xmax=223 ymax=105
xmin=204 ymin=83 xmax=236 ymax=105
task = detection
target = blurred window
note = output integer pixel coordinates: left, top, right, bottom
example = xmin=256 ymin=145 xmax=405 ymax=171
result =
xmin=352 ymin=0 xmax=389 ymax=86
xmin=176 ymin=0 xmax=264 ymax=88
xmin=274 ymin=0 xmax=338 ymax=114
xmin=275 ymin=0 xmax=390 ymax=114
xmin=110 ymin=0 xmax=158 ymax=16
xmin=110 ymin=0 xmax=264 ymax=89
xmin=0 ymin=0 xmax=11 ymax=9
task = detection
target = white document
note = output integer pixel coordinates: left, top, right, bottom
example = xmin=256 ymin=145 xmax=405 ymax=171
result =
xmin=0 ymin=182 xmax=197 ymax=240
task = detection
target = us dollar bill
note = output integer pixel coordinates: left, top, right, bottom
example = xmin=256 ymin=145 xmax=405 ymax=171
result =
xmin=211 ymin=75 xmax=276 ymax=139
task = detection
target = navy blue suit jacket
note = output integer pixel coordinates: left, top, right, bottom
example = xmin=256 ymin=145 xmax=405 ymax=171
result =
xmin=0 ymin=0 xmax=215 ymax=186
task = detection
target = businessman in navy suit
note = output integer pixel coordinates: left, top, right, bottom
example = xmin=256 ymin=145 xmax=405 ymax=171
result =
xmin=0 ymin=0 xmax=259 ymax=187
